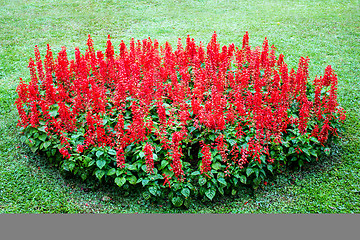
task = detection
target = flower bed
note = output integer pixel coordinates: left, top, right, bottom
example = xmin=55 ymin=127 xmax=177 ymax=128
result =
xmin=15 ymin=32 xmax=346 ymax=207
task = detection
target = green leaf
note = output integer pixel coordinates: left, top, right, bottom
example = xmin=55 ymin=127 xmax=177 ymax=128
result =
xmin=199 ymin=176 xmax=207 ymax=186
xmin=107 ymin=168 xmax=116 ymax=176
xmin=149 ymin=186 xmax=157 ymax=196
xmin=49 ymin=109 xmax=58 ymax=117
xmin=30 ymin=145 xmax=38 ymax=153
xmin=43 ymin=141 xmax=51 ymax=149
xmin=246 ymin=168 xmax=254 ymax=177
xmin=181 ymin=188 xmax=190 ymax=198
xmin=88 ymin=160 xmax=95 ymax=167
xmin=218 ymin=186 xmax=224 ymax=195
xmin=231 ymin=189 xmax=237 ymax=196
xmin=68 ymin=162 xmax=75 ymax=172
xmin=289 ymin=147 xmax=295 ymax=154
xmin=228 ymin=139 xmax=236 ymax=146
xmin=211 ymin=162 xmax=221 ymax=170
xmin=191 ymin=171 xmax=200 ymax=176
xmin=240 ymin=175 xmax=247 ymax=184
xmin=217 ymin=177 xmax=227 ymax=186
xmin=142 ymin=179 xmax=149 ymax=187
xmin=260 ymin=155 xmax=266 ymax=164
xmin=127 ymin=164 xmax=137 ymax=171
xmin=172 ymin=197 xmax=184 ymax=207
xmin=214 ymin=154 xmax=222 ymax=161
xmin=116 ymin=169 xmax=124 ymax=176
xmin=302 ymin=148 xmax=310 ymax=156
xmin=108 ymin=148 xmax=117 ymax=155
xmin=173 ymin=182 xmax=181 ymax=191
xmin=152 ymin=167 xmax=158 ymax=175
xmin=253 ymin=177 xmax=261 ymax=186
xmin=160 ymin=160 xmax=168 ymax=170
xmin=139 ymin=151 xmax=145 ymax=159
xmin=95 ymin=169 xmax=105 ymax=180
xmin=96 ymin=159 xmax=107 ymax=169
xmin=254 ymin=168 xmax=259 ymax=178
xmin=71 ymin=134 xmax=81 ymax=140
xmin=51 ymin=148 xmax=56 ymax=156
xmin=155 ymin=145 xmax=161 ymax=153
xmin=39 ymin=133 xmax=47 ymax=142
xmin=233 ymin=178 xmax=238 ymax=186
xmin=153 ymin=153 xmax=158 ymax=161
xmin=81 ymin=173 xmax=88 ymax=181
xmin=189 ymin=126 xmax=196 ymax=133
xmin=115 ymin=177 xmax=126 ymax=187
xmin=38 ymin=126 xmax=46 ymax=132
xmin=143 ymin=191 xmax=151 ymax=200
xmin=127 ymin=175 xmax=137 ymax=185
xmin=183 ymin=198 xmax=191 ymax=208
xmin=125 ymin=144 xmax=133 ymax=152
xmin=209 ymin=134 xmax=216 ymax=141
xmin=141 ymin=164 xmax=147 ymax=172
xmin=96 ymin=150 xmax=104 ymax=158
xmin=310 ymin=137 xmax=320 ymax=144
xmin=205 ymin=188 xmax=216 ymax=201
xmin=299 ymin=159 xmax=304 ymax=167
xmin=310 ymin=149 xmax=318 ymax=157
xmin=153 ymin=174 xmax=163 ymax=180
xmin=162 ymin=169 xmax=174 ymax=178
xmin=267 ymin=164 xmax=273 ymax=173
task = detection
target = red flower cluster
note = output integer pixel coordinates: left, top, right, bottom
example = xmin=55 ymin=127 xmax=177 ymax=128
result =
xmin=76 ymin=144 xmax=84 ymax=153
xmin=144 ymin=143 xmax=154 ymax=174
xmin=200 ymin=141 xmax=212 ymax=175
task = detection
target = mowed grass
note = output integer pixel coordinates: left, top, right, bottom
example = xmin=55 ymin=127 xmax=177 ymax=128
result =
xmin=0 ymin=0 xmax=359 ymax=213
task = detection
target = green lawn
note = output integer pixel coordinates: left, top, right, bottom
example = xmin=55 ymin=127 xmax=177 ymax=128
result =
xmin=1 ymin=0 xmax=359 ymax=213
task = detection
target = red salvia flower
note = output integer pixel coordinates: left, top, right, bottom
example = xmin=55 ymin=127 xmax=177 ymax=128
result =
xmin=162 ymin=174 xmax=171 ymax=188
xmin=200 ymin=141 xmax=212 ymax=175
xmin=77 ymin=145 xmax=84 ymax=153
xmin=170 ymin=145 xmax=184 ymax=181
xmin=116 ymin=149 xmax=125 ymax=168
xmin=59 ymin=147 xmax=71 ymax=159
xmin=144 ymin=143 xmax=154 ymax=174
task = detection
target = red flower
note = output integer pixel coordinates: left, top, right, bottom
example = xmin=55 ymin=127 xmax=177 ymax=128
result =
xmin=59 ymin=147 xmax=71 ymax=159
xmin=144 ymin=143 xmax=154 ymax=174
xmin=76 ymin=145 xmax=84 ymax=153
xmin=200 ymin=142 xmax=212 ymax=174
xmin=162 ymin=174 xmax=171 ymax=188
xmin=116 ymin=149 xmax=125 ymax=168
xmin=170 ymin=146 xmax=184 ymax=181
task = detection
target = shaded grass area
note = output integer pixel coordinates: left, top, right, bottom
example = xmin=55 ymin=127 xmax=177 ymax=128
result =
xmin=1 ymin=0 xmax=359 ymax=213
